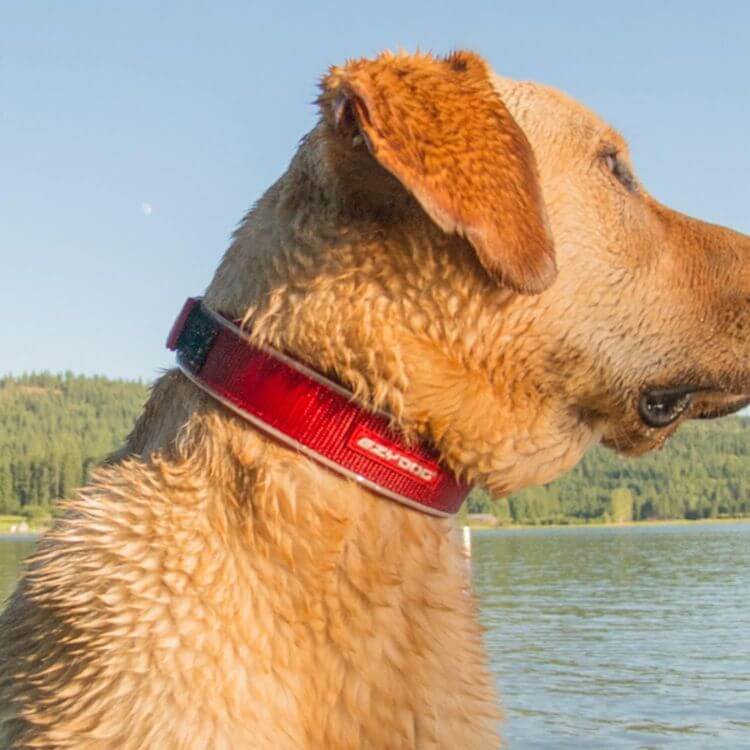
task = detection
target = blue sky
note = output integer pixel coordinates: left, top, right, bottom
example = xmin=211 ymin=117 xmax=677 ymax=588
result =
xmin=2 ymin=1 xmax=748 ymax=382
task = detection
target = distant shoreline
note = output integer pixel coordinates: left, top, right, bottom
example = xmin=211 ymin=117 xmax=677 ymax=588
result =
xmin=466 ymin=516 xmax=750 ymax=531
xmin=3 ymin=515 xmax=750 ymax=538
xmin=0 ymin=516 xmax=50 ymax=535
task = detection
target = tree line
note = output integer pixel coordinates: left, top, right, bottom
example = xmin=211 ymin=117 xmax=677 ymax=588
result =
xmin=2 ymin=372 xmax=750 ymax=524
xmin=0 ymin=372 xmax=145 ymax=518
xmin=465 ymin=416 xmax=750 ymax=524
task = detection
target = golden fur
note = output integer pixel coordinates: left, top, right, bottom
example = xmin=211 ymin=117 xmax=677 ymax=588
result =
xmin=2 ymin=50 xmax=749 ymax=748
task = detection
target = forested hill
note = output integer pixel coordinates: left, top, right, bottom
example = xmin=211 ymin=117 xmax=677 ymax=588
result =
xmin=1 ymin=372 xmax=749 ymax=524
xmin=0 ymin=373 xmax=147 ymax=517
xmin=470 ymin=417 xmax=750 ymax=523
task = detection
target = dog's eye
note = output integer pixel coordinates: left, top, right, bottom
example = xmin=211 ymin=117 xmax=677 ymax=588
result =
xmin=602 ymin=150 xmax=637 ymax=193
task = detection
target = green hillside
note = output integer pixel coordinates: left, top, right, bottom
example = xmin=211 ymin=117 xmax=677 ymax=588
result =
xmin=469 ymin=417 xmax=750 ymax=523
xmin=0 ymin=372 xmax=147 ymax=517
xmin=1 ymin=373 xmax=749 ymax=524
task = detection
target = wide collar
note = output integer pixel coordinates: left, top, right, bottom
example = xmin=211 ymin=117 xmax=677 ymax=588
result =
xmin=166 ymin=297 xmax=471 ymax=516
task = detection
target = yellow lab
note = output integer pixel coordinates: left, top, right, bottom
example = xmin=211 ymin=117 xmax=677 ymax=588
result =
xmin=2 ymin=50 xmax=749 ymax=749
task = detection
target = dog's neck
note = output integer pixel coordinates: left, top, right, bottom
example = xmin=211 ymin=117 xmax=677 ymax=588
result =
xmin=165 ymin=298 xmax=470 ymax=515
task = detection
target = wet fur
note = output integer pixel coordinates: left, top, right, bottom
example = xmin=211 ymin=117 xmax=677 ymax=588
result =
xmin=2 ymin=50 xmax=749 ymax=749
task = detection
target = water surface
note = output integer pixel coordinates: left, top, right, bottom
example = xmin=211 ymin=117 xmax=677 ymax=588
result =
xmin=0 ymin=534 xmax=35 ymax=601
xmin=2 ymin=524 xmax=749 ymax=748
xmin=474 ymin=523 xmax=750 ymax=748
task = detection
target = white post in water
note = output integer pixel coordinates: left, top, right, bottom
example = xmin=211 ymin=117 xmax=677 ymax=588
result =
xmin=462 ymin=525 xmax=472 ymax=557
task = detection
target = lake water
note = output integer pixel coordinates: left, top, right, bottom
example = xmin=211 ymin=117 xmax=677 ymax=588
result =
xmin=2 ymin=523 xmax=749 ymax=748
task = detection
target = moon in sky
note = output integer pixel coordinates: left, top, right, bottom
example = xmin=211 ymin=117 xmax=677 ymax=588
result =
xmin=141 ymin=202 xmax=153 ymax=217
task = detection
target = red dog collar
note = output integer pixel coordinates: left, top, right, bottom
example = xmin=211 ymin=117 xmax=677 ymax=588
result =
xmin=166 ymin=298 xmax=471 ymax=516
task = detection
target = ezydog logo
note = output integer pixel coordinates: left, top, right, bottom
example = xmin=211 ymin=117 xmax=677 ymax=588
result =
xmin=348 ymin=427 xmax=438 ymax=484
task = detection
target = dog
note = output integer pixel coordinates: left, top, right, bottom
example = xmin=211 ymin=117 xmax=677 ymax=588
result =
xmin=2 ymin=49 xmax=749 ymax=749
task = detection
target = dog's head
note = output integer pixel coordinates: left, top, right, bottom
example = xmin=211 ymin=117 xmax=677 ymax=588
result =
xmin=207 ymin=50 xmax=750 ymax=496
xmin=491 ymin=77 xmax=750 ymax=462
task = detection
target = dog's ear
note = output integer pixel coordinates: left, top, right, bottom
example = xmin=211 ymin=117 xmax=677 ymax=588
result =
xmin=319 ymin=50 xmax=555 ymax=294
